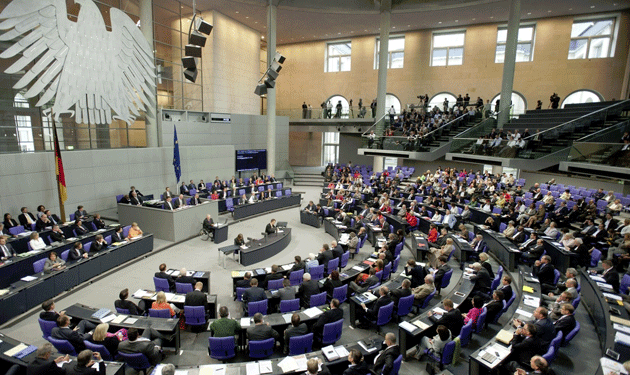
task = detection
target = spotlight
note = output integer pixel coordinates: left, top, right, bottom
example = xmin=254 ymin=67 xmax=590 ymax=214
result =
xmin=188 ymin=30 xmax=207 ymax=47
xmin=181 ymin=56 xmax=197 ymax=70
xmin=264 ymin=77 xmax=275 ymax=89
xmin=270 ymin=61 xmax=282 ymax=73
xmin=185 ymin=44 xmax=202 ymax=58
xmin=274 ymin=52 xmax=286 ymax=64
xmin=196 ymin=19 xmax=213 ymax=35
xmin=254 ymin=84 xmax=267 ymax=96
xmin=184 ymin=68 xmax=198 ymax=83
xmin=267 ymin=69 xmax=279 ymax=80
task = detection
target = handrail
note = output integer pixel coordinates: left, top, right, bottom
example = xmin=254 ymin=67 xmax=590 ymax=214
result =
xmin=522 ymin=99 xmax=630 ymax=141
xmin=574 ymin=119 xmax=630 ymax=143
xmin=452 ymin=104 xmax=513 ymax=139
xmin=360 ymin=113 xmax=388 ymax=136
xmin=419 ymin=112 xmax=469 ymax=140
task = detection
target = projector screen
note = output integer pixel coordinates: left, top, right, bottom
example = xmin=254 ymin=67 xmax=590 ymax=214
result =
xmin=235 ymin=149 xmax=267 ymax=172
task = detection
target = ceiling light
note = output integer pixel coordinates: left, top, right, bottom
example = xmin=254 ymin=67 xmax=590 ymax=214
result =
xmin=489 ymin=16 xmax=494 ymax=19
xmin=261 ymin=36 xmax=264 ymax=39
xmin=472 ymin=18 xmax=476 ymax=20
xmin=438 ymin=21 xmax=442 ymax=24
xmin=392 ymin=26 xmax=396 ymax=28
xmin=527 ymin=12 xmax=531 ymax=15
xmin=590 ymin=5 xmax=595 ymax=8
xmin=235 ymin=11 xmax=239 ymax=13
xmin=547 ymin=10 xmax=552 ymax=12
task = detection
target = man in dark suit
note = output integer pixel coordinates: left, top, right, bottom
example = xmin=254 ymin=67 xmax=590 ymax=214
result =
xmin=549 ymin=201 xmax=569 ymax=222
xmin=26 ymin=343 xmax=68 ymax=375
xmin=112 ymin=226 xmax=126 ymax=243
xmin=163 ymin=196 xmax=175 ymax=211
xmin=518 ymin=232 xmax=538 ymax=252
xmin=162 ymin=187 xmax=173 ymax=200
xmin=246 ymin=313 xmax=280 ymax=342
xmin=405 ymin=259 xmax=427 ymax=288
xmin=51 ymin=315 xmax=95 ymax=353
xmin=241 ymin=278 xmax=266 ymax=311
xmin=173 ymin=194 xmax=186 ymax=208
xmin=35 ymin=214 xmax=52 ymax=232
xmin=155 ymin=263 xmax=175 ymax=291
xmin=265 ymin=219 xmax=278 ymax=235
xmin=18 ymin=206 xmax=36 ymax=227
xmin=74 ymin=206 xmax=88 ymax=221
xmin=554 ymin=304 xmax=577 ymax=338
xmin=313 ymin=299 xmax=344 ymax=342
xmin=92 ymin=214 xmax=105 ymax=230
xmin=510 ymin=225 xmax=526 ymax=244
xmin=506 ymin=323 xmax=538 ymax=371
xmin=40 ymin=299 xmax=64 ymax=322
xmin=287 ymin=256 xmax=306 ymax=278
xmin=389 ymin=279 xmax=412 ymax=306
xmin=470 ymin=234 xmax=486 ymax=254
xmin=470 ymin=262 xmax=492 ymax=297
xmin=600 ymin=259 xmax=620 ymax=292
xmin=298 ymin=272 xmax=321 ymax=308
xmin=430 ymin=298 xmax=464 ymax=337
xmin=176 ymin=268 xmax=196 ymax=288
xmin=317 ymin=244 xmax=334 ymax=271
xmin=534 ymin=256 xmax=556 ymax=294
xmin=68 ymin=242 xmax=88 ymax=261
xmin=358 ymin=286 xmax=392 ymax=327
xmin=49 ymin=225 xmax=65 ymax=242
xmin=0 ymin=236 xmax=17 ymax=260
xmin=603 ymin=213 xmax=618 ymax=232
xmin=236 ymin=272 xmax=252 ymax=288
xmin=284 ymin=313 xmax=308 ymax=354
xmin=521 ymin=239 xmax=545 ymax=262
xmin=304 ymin=201 xmax=317 ymax=213
xmin=115 ymin=289 xmax=144 ymax=315
xmin=484 ymin=290 xmax=505 ymax=324
xmin=372 ymin=333 xmax=400 ymax=375
xmin=343 ymin=349 xmax=370 ymax=375
xmin=73 ymin=220 xmax=89 ymax=236
xmin=331 ymin=240 xmax=344 ymax=259
xmin=497 ymin=275 xmax=514 ymax=302
xmin=179 ymin=181 xmax=189 ymax=195
xmin=433 ymin=256 xmax=451 ymax=292
xmin=129 ymin=191 xmax=142 ymax=206
xmin=262 ymin=264 xmax=283 ymax=289
xmin=129 ymin=186 xmax=143 ymax=198
xmin=189 ymin=193 xmax=201 ymax=205
xmin=513 ymin=307 xmax=555 ymax=350
xmin=118 ymin=328 xmax=164 ymax=366
xmin=65 ymin=349 xmax=105 ymax=375
xmin=576 ymin=219 xmax=598 ymax=237
xmin=44 ymin=210 xmax=61 ymax=226
xmin=185 ymin=282 xmax=209 ymax=319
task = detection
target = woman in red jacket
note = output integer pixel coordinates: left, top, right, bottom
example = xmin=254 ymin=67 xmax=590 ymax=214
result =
xmin=427 ymin=224 xmax=438 ymax=243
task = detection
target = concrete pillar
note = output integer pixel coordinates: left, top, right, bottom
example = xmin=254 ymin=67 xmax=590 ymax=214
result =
xmin=373 ymin=0 xmax=391 ymax=172
xmin=497 ymin=0 xmax=521 ymax=129
xmin=266 ymin=0 xmax=278 ymax=175
xmin=139 ymin=0 xmax=158 ymax=147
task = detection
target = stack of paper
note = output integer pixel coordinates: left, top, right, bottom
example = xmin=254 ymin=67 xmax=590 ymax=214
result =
xmin=241 ymin=318 xmax=252 ymax=327
xmin=322 ymin=345 xmax=339 ymax=360
xmin=124 ymin=317 xmax=138 ymax=324
xmin=334 ymin=345 xmax=349 ymax=357
xmin=258 ymin=360 xmax=272 ymax=374
xmin=523 ymin=296 xmax=540 ymax=308
xmin=514 ymin=309 xmax=533 ymax=319
xmin=294 ymin=355 xmax=308 ymax=371
xmin=198 ymin=364 xmax=226 ymax=375
xmin=278 ymin=357 xmax=298 ymax=373
xmin=171 ymin=270 xmax=181 ymax=277
xmin=352 ymin=266 xmax=364 ymax=271
xmin=246 ymin=362 xmax=260 ymax=375
xmin=111 ymin=315 xmax=127 ymax=324
xmin=399 ymin=321 xmax=417 ymax=332
xmin=304 ymin=307 xmax=323 ymax=318
xmin=171 ymin=295 xmax=185 ymax=303
xmin=413 ymin=320 xmax=430 ymax=330
xmin=282 ymin=314 xmax=292 ymax=324
xmin=282 ymin=264 xmax=293 ymax=271
xmin=3 ymin=343 xmax=27 ymax=357
xmin=20 ymin=276 xmax=37 ymax=282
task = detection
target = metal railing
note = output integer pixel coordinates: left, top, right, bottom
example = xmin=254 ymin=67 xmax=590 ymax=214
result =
xmin=275 ymin=107 xmax=373 ymax=120
xmin=567 ymin=142 xmax=629 ymax=167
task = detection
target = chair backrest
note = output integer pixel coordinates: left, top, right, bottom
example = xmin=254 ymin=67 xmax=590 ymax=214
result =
xmin=561 ymin=321 xmax=580 ymax=346
xmin=382 ymin=263 xmax=392 ymax=281
xmin=117 ymin=352 xmax=151 ymax=370
xmin=208 ymin=336 xmax=236 ymax=361
xmin=280 ymin=299 xmax=300 ymax=313
xmin=496 ymin=266 xmax=503 ymax=279
xmin=33 ymin=258 xmax=46 ymax=274
xmin=459 ymin=321 xmax=473 ymax=347
xmin=392 ymin=255 xmax=401 ymax=274
xmin=490 ymin=276 xmax=501 ymax=291
xmin=248 ymin=299 xmax=268 ymax=316
xmin=148 ymin=308 xmax=171 ymax=318
xmin=397 ymin=294 xmax=414 ymax=317
xmin=572 ymin=294 xmax=581 ymax=309
xmin=550 ymin=331 xmax=563 ymax=352
xmin=375 ymin=270 xmax=383 ymax=281
xmin=83 ymin=242 xmax=91 ymax=253
xmin=9 ymin=225 xmax=24 ymax=235
xmin=505 ymin=293 xmax=516 ymax=309
xmin=381 ymin=354 xmax=403 ymax=375
xmin=421 ymin=290 xmax=436 ymax=309
xmin=84 ymin=340 xmax=113 ymax=361
xmin=122 ymin=225 xmax=131 ymax=238
xmin=621 ymin=275 xmax=630 ymax=295
xmin=394 ymin=242 xmax=404 ymax=256
xmin=268 ymin=279 xmax=284 ymax=291
xmin=47 ymin=337 xmax=77 ymax=356
xmin=542 ymin=345 xmax=556 ymax=364
xmin=38 ymin=318 xmax=57 ymax=339
xmin=322 ymin=319 xmax=344 ymax=345
xmin=153 ymin=277 xmax=170 ymax=292
xmin=115 ymin=307 xmax=131 ymax=314
xmin=289 ymin=333 xmax=314 ymax=355
xmin=440 ymin=340 xmax=456 ymax=365
xmin=494 ymin=300 xmax=508 ymax=322
xmin=289 ymin=269 xmax=304 ymax=286
xmin=441 ymin=269 xmax=453 ymax=289
xmin=368 ymin=282 xmax=381 ymax=291
xmin=553 ymin=269 xmax=561 ymax=285
xmin=176 ymin=282 xmax=194 ymax=294
xmin=475 ymin=307 xmax=487 ymax=333
xmin=104 ymin=235 xmax=112 ymax=245
xmin=590 ymin=249 xmax=602 ymax=267
xmin=376 ymin=302 xmax=394 ymax=326
xmin=248 ymin=338 xmax=275 ymax=358
xmin=60 ymin=250 xmax=70 ymax=261
xmin=340 ymin=251 xmax=350 ymax=268
xmin=69 ymin=213 xmax=76 ymax=221
xmin=236 ymin=287 xmax=250 ymax=302
xmin=116 ymin=194 xmax=124 ymax=203
xmin=310 ymin=265 xmax=324 ymax=281
xmin=332 ymin=285 xmax=348 ymax=304
xmin=310 ymin=292 xmax=327 ymax=307
xmin=327 ymin=258 xmax=339 ymax=273
xmin=185 ymin=305 xmax=206 ymax=326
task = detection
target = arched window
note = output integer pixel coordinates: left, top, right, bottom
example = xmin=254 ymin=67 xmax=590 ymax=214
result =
xmin=561 ymin=90 xmax=603 ymax=108
xmin=385 ymin=93 xmax=401 ymax=114
xmin=13 ymin=93 xmax=34 ymax=152
xmin=326 ymin=95 xmax=349 ymax=118
xmin=491 ymin=91 xmax=527 ymax=115
xmin=427 ymin=92 xmax=457 ymax=111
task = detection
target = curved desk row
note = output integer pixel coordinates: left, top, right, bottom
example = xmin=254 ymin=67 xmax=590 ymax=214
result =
xmin=473 ymin=224 xmax=521 ymax=272
xmin=232 ymin=194 xmax=301 ymax=220
xmin=214 ymin=185 xmax=290 ymax=213
xmin=0 ymin=235 xmax=154 ymax=325
xmin=300 ymin=210 xmax=321 ymax=228
xmin=229 ymin=229 xmax=293 ymax=267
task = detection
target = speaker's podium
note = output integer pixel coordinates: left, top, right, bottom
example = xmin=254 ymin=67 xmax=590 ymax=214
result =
xmin=213 ymin=221 xmax=228 ymax=244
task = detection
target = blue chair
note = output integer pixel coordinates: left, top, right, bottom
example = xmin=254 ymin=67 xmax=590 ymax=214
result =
xmin=116 ymin=194 xmax=124 ymax=203
xmin=117 ymin=352 xmax=151 ymax=374
xmin=620 ymin=275 xmax=630 ymax=295
xmin=249 ymin=338 xmax=275 ymax=359
xmin=496 ymin=266 xmax=503 ymax=279
xmin=396 ymin=294 xmax=414 ymax=319
xmin=491 ymin=300 xmax=508 ymax=324
xmin=572 ymin=294 xmax=581 ymax=309
xmin=382 ymin=263 xmax=392 ymax=281
xmin=394 ymin=242 xmax=404 ymax=257
xmin=490 ymin=276 xmax=501 ymax=292
xmin=84 ymin=340 xmax=113 ymax=361
xmin=380 ymin=354 xmax=402 ymax=375
xmin=116 ymin=307 xmax=131 ymax=314
xmin=310 ymin=292 xmax=327 ymax=307
xmin=104 ymin=235 xmax=112 ymax=245
xmin=392 ymin=255 xmax=401 ymax=274
xmin=332 ymin=285 xmax=348 ymax=304
xmin=373 ymin=302 xmax=394 ymax=332
xmin=340 ymin=251 xmax=350 ymax=268
xmin=38 ymin=318 xmax=57 ymax=339
xmin=375 ymin=270 xmax=383 ymax=282
xmin=561 ymin=321 xmax=580 ymax=346
xmin=185 ymin=306 xmax=207 ymax=328
xmin=439 ymin=269 xmax=453 ymax=291
xmin=553 ymin=269 xmax=561 ymax=285
xmin=47 ymin=337 xmax=77 ymax=356
xmin=8 ymin=225 xmax=24 ymax=235
xmin=153 ymin=277 xmax=170 ymax=292
xmin=550 ymin=331 xmax=563 ymax=352
xmin=268 ymin=279 xmax=284 ymax=291
xmin=368 ymin=282 xmax=381 ymax=291
xmin=310 ymin=265 xmax=324 ymax=281
xmin=83 ymin=242 xmax=91 ymax=253
xmin=33 ymin=258 xmax=46 ymax=274
xmin=425 ymin=340 xmax=456 ymax=369
xmin=590 ymin=249 xmax=602 ymax=268
xmin=459 ymin=321 xmax=473 ymax=347
xmin=236 ymin=287 xmax=249 ymax=302
xmin=248 ymin=300 xmax=268 ymax=316
xmin=208 ymin=336 xmax=236 ymax=362
xmin=176 ymin=282 xmax=194 ymax=294
xmin=289 ymin=269 xmax=304 ymax=286
xmin=542 ymin=345 xmax=556 ymax=365
xmin=322 ymin=319 xmax=343 ymax=345
xmin=225 ymin=198 xmax=235 ymax=212
xmin=148 ymin=309 xmax=171 ymax=318
xmin=122 ymin=225 xmax=131 ymax=239
xmin=289 ymin=333 xmax=314 ymax=355
xmin=505 ymin=293 xmax=517 ymax=309
xmin=327 ymin=258 xmax=339 ymax=274
xmin=474 ymin=307 xmax=487 ymax=333
xmin=420 ymin=290 xmax=436 ymax=310
xmin=60 ymin=250 xmax=70 ymax=261
xmin=69 ymin=213 xmax=76 ymax=221
xmin=280 ymin=299 xmax=300 ymax=313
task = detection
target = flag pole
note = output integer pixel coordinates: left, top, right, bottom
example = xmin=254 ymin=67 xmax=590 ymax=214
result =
xmin=51 ymin=110 xmax=67 ymax=222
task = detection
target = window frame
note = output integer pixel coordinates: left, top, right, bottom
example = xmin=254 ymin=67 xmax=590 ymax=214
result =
xmin=568 ymin=16 xmax=619 ymax=59
xmin=325 ymin=41 xmax=352 ymax=73
xmin=430 ymin=30 xmax=466 ymax=67
xmin=494 ymin=24 xmax=536 ymax=63
xmin=322 ymin=132 xmax=340 ymax=166
xmin=374 ymin=35 xmax=405 ymax=70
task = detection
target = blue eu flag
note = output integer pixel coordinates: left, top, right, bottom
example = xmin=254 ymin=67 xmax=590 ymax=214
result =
xmin=173 ymin=125 xmax=181 ymax=183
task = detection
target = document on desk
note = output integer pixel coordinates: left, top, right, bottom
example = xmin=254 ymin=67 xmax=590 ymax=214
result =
xmin=590 ymin=275 xmax=606 ymax=283
xmin=198 ymin=365 xmax=226 ymax=375
xmin=523 ymin=296 xmax=540 ymax=308
xmin=335 ymin=345 xmax=349 ymax=357
xmin=614 ymin=323 xmax=630 ymax=335
xmin=164 ymin=292 xmax=176 ymax=301
xmin=171 ymin=295 xmax=185 ymax=303
xmin=294 ymin=355 xmax=308 ymax=371
xmin=282 ymin=314 xmax=293 ymax=324
xmin=611 ymin=316 xmax=630 ymax=327
xmin=352 ymin=265 xmax=364 ymax=271
xmin=20 ymin=276 xmax=37 ymax=282
xmin=322 ymin=345 xmax=339 ymax=360
xmin=600 ymin=357 xmax=627 ymax=375
xmin=111 ymin=315 xmax=127 ymax=324
xmin=246 ymin=362 xmax=260 ymax=375
xmin=278 ymin=356 xmax=298 ymax=373
xmin=133 ymin=289 xmax=151 ymax=298
xmin=4 ymin=343 xmax=28 ymax=357
xmin=604 ymin=292 xmax=622 ymax=301
xmin=413 ymin=320 xmax=430 ymax=330
xmin=258 ymin=360 xmax=272 ymax=374
xmin=304 ymin=307 xmax=323 ymax=318
xmin=514 ymin=309 xmax=533 ymax=319
xmin=171 ymin=270 xmax=181 ymax=277
xmin=282 ymin=264 xmax=293 ymax=271
xmin=124 ymin=317 xmax=138 ymax=324
xmin=400 ymin=321 xmax=417 ymax=333
xmin=100 ymin=314 xmax=116 ymax=323
xmin=241 ymin=317 xmax=251 ymax=327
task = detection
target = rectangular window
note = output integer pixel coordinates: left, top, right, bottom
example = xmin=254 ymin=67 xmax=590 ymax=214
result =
xmin=568 ymin=18 xmax=616 ymax=59
xmin=431 ymin=31 xmax=465 ymax=66
xmin=374 ymin=36 xmax=405 ymax=69
xmin=322 ymin=132 xmax=339 ymax=165
xmin=326 ymin=42 xmax=351 ymax=72
xmin=495 ymin=25 xmax=535 ymax=63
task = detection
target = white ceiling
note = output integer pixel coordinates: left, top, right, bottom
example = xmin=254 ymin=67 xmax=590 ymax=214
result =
xmin=192 ymin=0 xmax=630 ymax=44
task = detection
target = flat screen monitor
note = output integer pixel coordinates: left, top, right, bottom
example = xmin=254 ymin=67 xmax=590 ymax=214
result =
xmin=236 ymin=149 xmax=267 ymax=172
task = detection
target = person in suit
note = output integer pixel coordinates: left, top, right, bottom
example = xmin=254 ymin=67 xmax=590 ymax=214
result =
xmin=505 ymin=323 xmax=539 ymax=371
xmin=323 ymin=270 xmax=343 ymax=298
xmin=265 ymin=219 xmax=278 ymax=235
xmin=26 ymin=343 xmax=69 ymax=375
xmin=90 ymin=214 xmax=105 ymax=230
xmin=163 ymin=196 xmax=175 ymax=211
xmin=3 ymin=213 xmax=18 ymax=230
xmin=470 ymin=262 xmax=492 ymax=298
xmin=510 ymin=225 xmax=526 ymax=244
xmin=522 ymin=239 xmax=545 ymax=263
xmin=111 ymin=226 xmax=126 ymax=243
xmin=554 ymin=303 xmax=577 ymax=338
xmin=39 ymin=299 xmax=65 ymax=322
xmin=479 ymin=252 xmax=494 ymax=279
xmin=64 ymin=349 xmax=105 ymax=375
xmin=316 ymin=244 xmax=334 ymax=271
xmin=412 ymin=275 xmax=436 ymax=304
xmin=49 ymin=225 xmax=65 ymax=242
xmin=305 ymin=358 xmax=332 ymax=375
xmin=119 ymin=195 xmax=131 ymax=204
xmin=236 ymin=272 xmax=252 ymax=288
xmin=162 ymin=187 xmax=173 ymax=200
xmin=484 ymin=290 xmax=505 ymax=324
xmin=603 ymin=213 xmax=618 ymax=232
xmin=176 ymin=268 xmax=196 ymax=288
xmin=68 ymin=242 xmax=88 ymax=261
xmin=470 ymin=234 xmax=486 ymax=255
xmin=51 ymin=315 xmax=95 ymax=353
xmin=278 ymin=279 xmax=296 ymax=301
xmin=74 ymin=206 xmax=88 ymax=221
xmin=246 ymin=313 xmax=280 ymax=342
xmin=389 ymin=279 xmax=412 ymax=306
xmin=35 ymin=214 xmax=52 ymax=232
xmin=115 ymin=288 xmax=144 ymax=315
xmin=430 ymin=298 xmax=464 ymax=337
xmin=313 ymin=299 xmax=344 ymax=342
xmin=202 ymin=214 xmax=215 ymax=238
xmin=497 ymin=275 xmax=513 ymax=302
xmin=73 ymin=220 xmax=89 ymax=236
xmin=44 ymin=251 xmax=65 ymax=272
xmin=415 ymin=324 xmax=453 ymax=360
xmin=262 ymin=264 xmax=284 ymax=289
xmin=405 ymin=259 xmax=427 ymax=288
xmin=283 ymin=313 xmax=308 ymax=354
xmin=189 ymin=193 xmax=202 ymax=205
xmin=185 ymin=282 xmax=209 ymax=319
xmin=600 ymin=259 xmax=620 ymax=292
xmin=343 ymin=349 xmax=370 ymax=375
xmin=513 ymin=307 xmax=555 ymax=350
xmin=129 ymin=191 xmax=142 ymax=206
xmin=155 ymin=263 xmax=175 ymax=291
xmin=241 ymin=278 xmax=266 ymax=311
xmin=18 ymin=206 xmax=36 ymax=227
xmin=534 ymin=256 xmax=557 ymax=294
xmin=0 ymin=235 xmax=17 ymax=260
xmin=90 ymin=235 xmax=107 ymax=253
xmin=287 ymin=255 xmax=306 ymax=278
xmin=349 ymin=267 xmax=379 ymax=295
xmin=298 ymin=272 xmax=321 ymax=308
xmin=179 ymin=181 xmax=190 ymax=195
xmin=358 ymin=286 xmax=392 ymax=327
xmin=372 ymin=332 xmax=400 ymax=375
xmin=117 ymin=328 xmax=164 ymax=366
xmin=331 ymin=240 xmax=344 ymax=259
xmin=173 ymin=194 xmax=187 ymax=209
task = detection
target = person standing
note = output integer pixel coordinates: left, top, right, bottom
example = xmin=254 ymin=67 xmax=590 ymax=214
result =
xmin=302 ymin=102 xmax=308 ymax=118
xmin=348 ymin=99 xmax=354 ymax=118
xmin=371 ymin=99 xmax=377 ymax=118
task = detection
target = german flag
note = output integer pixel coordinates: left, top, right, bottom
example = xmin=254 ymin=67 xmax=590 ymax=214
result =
xmin=52 ymin=120 xmax=67 ymax=203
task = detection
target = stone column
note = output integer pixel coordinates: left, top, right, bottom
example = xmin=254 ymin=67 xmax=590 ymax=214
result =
xmin=497 ymin=0 xmax=521 ymax=129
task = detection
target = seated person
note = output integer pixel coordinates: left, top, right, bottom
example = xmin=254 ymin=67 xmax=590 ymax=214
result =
xmin=389 ymin=279 xmax=412 ymax=306
xmin=547 ymin=291 xmax=574 ymax=320
xmin=412 ymin=275 xmax=436 ymax=305
xmin=68 ymin=242 xmax=89 ymax=261
xmin=504 ymin=323 xmax=538 ymax=373
xmin=0 ymin=236 xmax=16 ymax=260
xmin=287 ymin=255 xmax=306 ymax=277
xmin=348 ymin=267 xmax=379 ymax=295
xmin=40 ymin=299 xmax=65 ymax=322
xmin=27 ymin=343 xmax=69 ymax=375
xmin=51 ymin=315 xmax=96 ymax=353
xmin=554 ymin=304 xmax=577 ymax=338
xmin=151 ymin=291 xmax=179 ymax=317
xmin=74 ymin=205 xmax=89 ymax=221
xmin=313 ymin=299 xmax=343 ymax=342
xmin=278 ymin=278 xmax=296 ymax=301
xmin=414 ymin=324 xmax=452 ymax=360
xmin=44 ymin=251 xmax=65 ymax=272
xmin=49 ymin=225 xmax=66 ymax=242
xmin=65 ymin=350 xmax=105 ymax=375
xmin=91 ymin=234 xmax=108 ymax=253
xmin=372 ymin=332 xmax=400 ymax=375
xmin=92 ymin=214 xmax=106 ymax=230
xmin=484 ymin=290 xmax=505 ymax=324
xmin=463 ymin=295 xmax=484 ymax=326
xmin=118 ymin=328 xmax=165 ymax=366
xmin=357 ymin=286 xmax=392 ymax=327
xmin=284 ymin=313 xmax=308 ymax=354
xmin=87 ymin=323 xmax=121 ymax=358
xmin=127 ymin=222 xmax=143 ymax=239
xmin=246 ymin=313 xmax=280 ymax=342
xmin=262 ymin=264 xmax=284 ymax=289
xmin=203 ymin=215 xmax=215 ymax=237
xmin=323 ymin=270 xmax=343 ymax=298
xmin=242 ymin=278 xmax=266 ymax=311
xmin=298 ymin=272 xmax=321 ymax=308
xmin=111 ymin=226 xmax=127 ymax=243
xmin=73 ymin=219 xmax=89 ymax=236
xmin=176 ymin=268 xmax=196 ymax=288
xmin=115 ymin=288 xmax=144 ymax=315
xmin=265 ymin=219 xmax=278 ymax=235
xmin=155 ymin=263 xmax=175 ymax=291
xmin=344 ymin=349 xmax=370 ymax=375
xmin=185 ymin=282 xmax=210 ymax=319
xmin=35 ymin=214 xmax=52 ymax=232
xmin=209 ymin=306 xmax=241 ymax=339
xmin=497 ymin=275 xmax=514 ymax=303
xmin=163 ymin=196 xmax=175 ymax=210
xmin=236 ymin=272 xmax=252 ymax=288
xmin=29 ymin=232 xmax=47 ymax=250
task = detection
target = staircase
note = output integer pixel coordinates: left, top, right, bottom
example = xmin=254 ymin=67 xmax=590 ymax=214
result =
xmin=292 ymin=167 xmax=326 ymax=187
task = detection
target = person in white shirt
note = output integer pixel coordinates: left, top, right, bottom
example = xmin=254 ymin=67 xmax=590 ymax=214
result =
xmin=544 ymin=222 xmax=559 ymax=239
xmin=29 ymin=232 xmax=47 ymax=250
